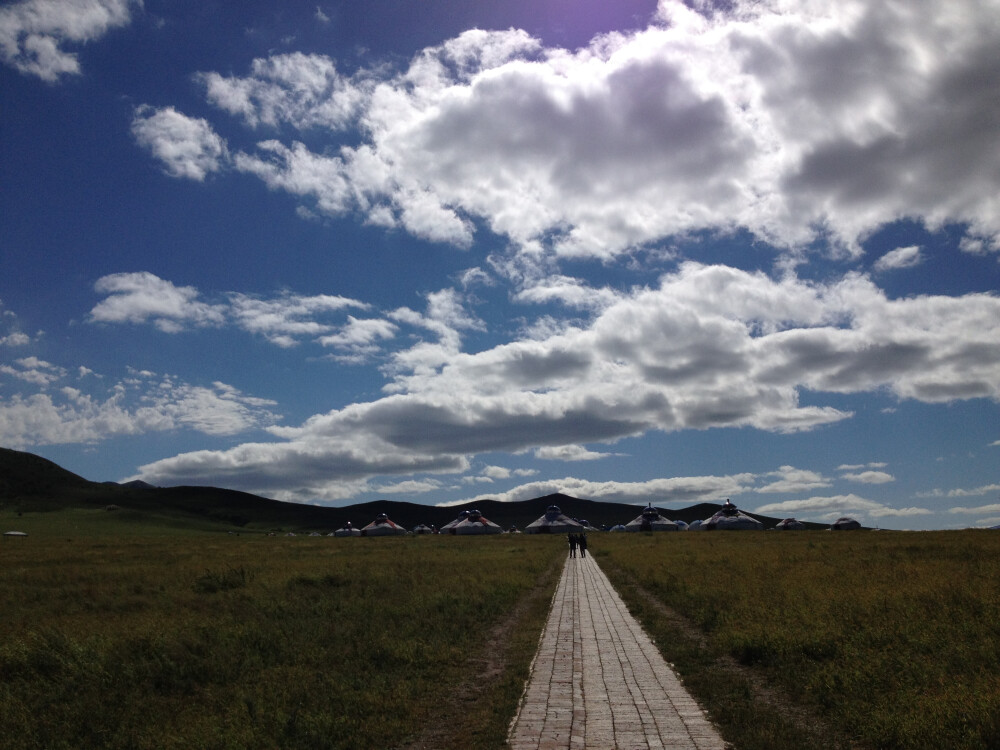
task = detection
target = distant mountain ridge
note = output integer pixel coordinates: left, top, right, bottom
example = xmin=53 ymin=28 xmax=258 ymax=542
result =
xmin=0 ymin=447 xmax=819 ymax=530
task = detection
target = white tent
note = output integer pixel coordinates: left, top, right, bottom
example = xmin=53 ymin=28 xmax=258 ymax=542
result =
xmin=412 ymin=523 xmax=435 ymax=534
xmin=625 ymin=505 xmax=679 ymax=532
xmin=609 ymin=524 xmax=627 ymax=532
xmin=334 ymin=522 xmax=361 ymax=537
xmin=444 ymin=509 xmax=502 ymax=535
xmin=774 ymin=518 xmax=806 ymax=530
xmin=703 ymin=500 xmax=763 ymax=531
xmin=439 ymin=510 xmax=471 ymax=534
xmin=831 ymin=517 xmax=861 ymax=530
xmin=362 ymin=513 xmax=408 ymax=536
xmin=524 ymin=505 xmax=585 ymax=534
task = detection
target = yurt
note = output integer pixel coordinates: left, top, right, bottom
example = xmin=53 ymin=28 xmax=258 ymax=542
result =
xmin=412 ymin=524 xmax=435 ymax=534
xmin=831 ymin=517 xmax=861 ymax=530
xmin=361 ymin=513 xmax=407 ymax=536
xmin=524 ymin=505 xmax=585 ymax=534
xmin=334 ymin=521 xmax=361 ymax=537
xmin=703 ymin=500 xmax=763 ymax=531
xmin=774 ymin=518 xmax=806 ymax=530
xmin=445 ymin=509 xmax=503 ymax=535
xmin=439 ymin=510 xmax=471 ymax=533
xmin=609 ymin=524 xmax=627 ymax=532
xmin=625 ymin=504 xmax=679 ymax=532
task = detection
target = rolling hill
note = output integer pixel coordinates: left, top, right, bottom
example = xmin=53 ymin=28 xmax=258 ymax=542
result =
xmin=0 ymin=447 xmax=818 ymax=531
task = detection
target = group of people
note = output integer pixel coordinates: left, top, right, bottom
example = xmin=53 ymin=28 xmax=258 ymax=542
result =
xmin=568 ymin=532 xmax=588 ymax=558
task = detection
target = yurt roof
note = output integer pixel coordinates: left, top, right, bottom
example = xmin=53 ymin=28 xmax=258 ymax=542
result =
xmin=524 ymin=504 xmax=585 ymax=533
xmin=831 ymin=517 xmax=861 ymax=530
xmin=362 ymin=513 xmax=407 ymax=534
xmin=443 ymin=509 xmax=502 ymax=534
xmin=775 ymin=518 xmax=805 ymax=530
xmin=625 ymin=504 xmax=679 ymax=531
xmin=704 ymin=501 xmax=763 ymax=530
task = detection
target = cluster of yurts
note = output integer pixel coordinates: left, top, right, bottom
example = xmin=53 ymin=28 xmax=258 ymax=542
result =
xmin=331 ymin=500 xmax=863 ymax=536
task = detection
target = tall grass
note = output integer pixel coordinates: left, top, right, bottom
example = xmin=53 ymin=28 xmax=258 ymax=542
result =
xmin=0 ymin=521 xmax=564 ymax=750
xmin=597 ymin=530 xmax=1000 ymax=750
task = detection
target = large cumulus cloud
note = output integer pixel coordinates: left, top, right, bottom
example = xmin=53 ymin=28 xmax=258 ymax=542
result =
xmin=135 ymin=0 xmax=1000 ymax=258
xmin=134 ymin=263 xmax=1000 ymax=499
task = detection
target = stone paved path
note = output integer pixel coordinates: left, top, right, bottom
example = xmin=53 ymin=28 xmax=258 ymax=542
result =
xmin=508 ymin=555 xmax=727 ymax=750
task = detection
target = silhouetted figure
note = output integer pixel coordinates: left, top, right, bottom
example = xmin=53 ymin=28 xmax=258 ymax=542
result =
xmin=568 ymin=533 xmax=577 ymax=557
xmin=578 ymin=533 xmax=588 ymax=558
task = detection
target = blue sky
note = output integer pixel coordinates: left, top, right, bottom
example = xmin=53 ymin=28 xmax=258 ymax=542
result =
xmin=2 ymin=0 xmax=999 ymax=529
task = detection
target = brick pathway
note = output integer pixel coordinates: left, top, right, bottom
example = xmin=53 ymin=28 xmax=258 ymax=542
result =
xmin=508 ymin=555 xmax=727 ymax=750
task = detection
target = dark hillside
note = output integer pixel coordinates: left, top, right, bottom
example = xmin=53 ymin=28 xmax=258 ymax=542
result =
xmin=1 ymin=447 xmax=817 ymax=530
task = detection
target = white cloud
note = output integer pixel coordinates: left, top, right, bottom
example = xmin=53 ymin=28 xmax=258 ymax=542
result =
xmin=841 ymin=470 xmax=894 ymax=484
xmin=756 ymin=465 xmax=830 ymax=493
xmin=534 ymin=444 xmax=617 ymax=461
xmin=482 ymin=465 xmax=511 ymax=479
xmin=1 ymin=301 xmax=34 ymax=347
xmin=176 ymin=0 xmax=1000 ymax=259
xmin=0 ymin=0 xmax=137 ymax=81
xmin=374 ymin=478 xmax=442 ymax=495
xmin=90 ymin=272 xmax=226 ymax=332
xmin=754 ymin=494 xmax=931 ymax=523
xmin=450 ymin=473 xmax=755 ymax=507
xmin=130 ymin=262 xmax=1000 ymax=497
xmin=199 ymin=52 xmax=367 ymax=130
xmin=949 ymin=502 xmax=1000 ymax=515
xmin=0 ymin=372 xmax=279 ymax=448
xmin=228 ymin=292 xmax=367 ymax=347
xmin=89 ymin=273 xmax=373 ymax=346
xmin=943 ymin=484 xmax=1000 ymax=500
xmin=131 ymin=106 xmax=229 ymax=181
xmin=874 ymin=246 xmax=923 ymax=272
xmin=0 ymin=357 xmax=67 ymax=386
xmin=319 ymin=316 xmax=397 ymax=361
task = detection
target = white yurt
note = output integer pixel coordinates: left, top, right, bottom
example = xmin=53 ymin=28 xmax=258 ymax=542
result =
xmin=446 ymin=509 xmax=503 ymax=535
xmin=774 ymin=518 xmax=806 ymax=530
xmin=412 ymin=523 xmax=435 ymax=534
xmin=524 ymin=505 xmax=585 ymax=534
xmin=361 ymin=513 xmax=407 ymax=536
xmin=334 ymin=521 xmax=361 ymax=537
xmin=831 ymin=517 xmax=861 ymax=530
xmin=609 ymin=524 xmax=627 ymax=532
xmin=439 ymin=509 xmax=471 ymax=534
xmin=625 ymin=505 xmax=679 ymax=532
xmin=703 ymin=500 xmax=763 ymax=531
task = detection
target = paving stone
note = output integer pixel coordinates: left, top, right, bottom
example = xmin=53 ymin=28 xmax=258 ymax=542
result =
xmin=508 ymin=556 xmax=726 ymax=750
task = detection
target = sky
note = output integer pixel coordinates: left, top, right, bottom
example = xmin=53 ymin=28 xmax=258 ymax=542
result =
xmin=2 ymin=0 xmax=999 ymax=530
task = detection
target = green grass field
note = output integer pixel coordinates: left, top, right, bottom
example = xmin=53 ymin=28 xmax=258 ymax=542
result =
xmin=0 ymin=511 xmax=564 ymax=750
xmin=598 ymin=531 xmax=1000 ymax=750
xmin=3 ymin=511 xmax=999 ymax=750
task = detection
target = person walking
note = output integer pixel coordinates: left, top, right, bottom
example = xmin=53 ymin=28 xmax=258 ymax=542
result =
xmin=578 ymin=533 xmax=588 ymax=558
xmin=568 ymin=533 xmax=578 ymax=558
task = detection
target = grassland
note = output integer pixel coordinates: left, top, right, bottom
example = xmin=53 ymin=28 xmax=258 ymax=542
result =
xmin=4 ymin=509 xmax=999 ymax=750
xmin=0 ymin=510 xmax=565 ymax=750
xmin=597 ymin=530 xmax=1000 ymax=750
